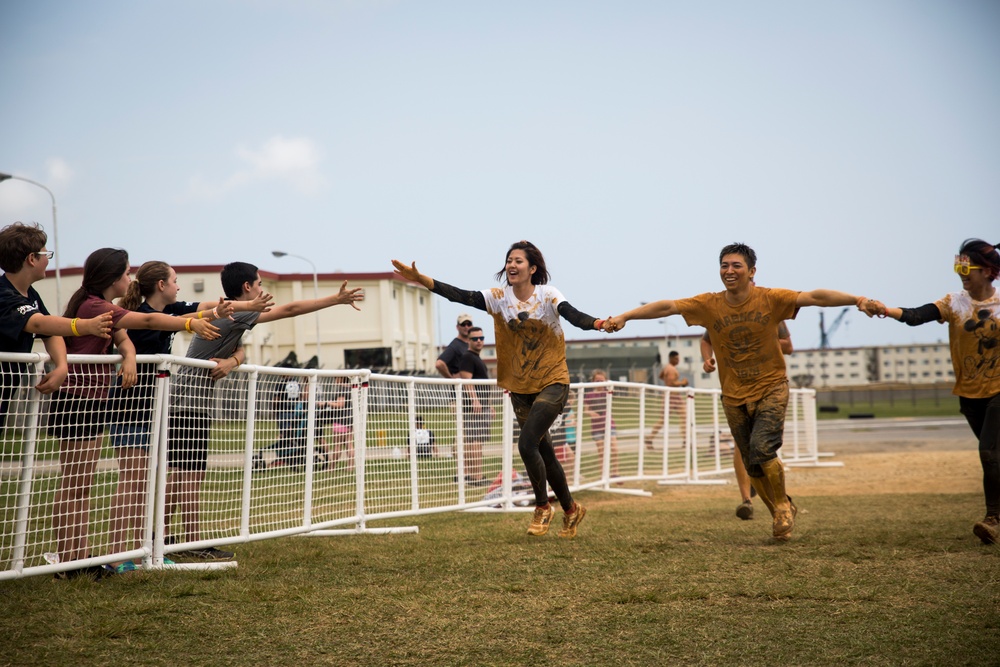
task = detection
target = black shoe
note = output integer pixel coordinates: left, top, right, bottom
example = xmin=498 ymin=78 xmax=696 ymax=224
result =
xmin=185 ymin=547 xmax=235 ymax=561
xmin=55 ymin=563 xmax=116 ymax=581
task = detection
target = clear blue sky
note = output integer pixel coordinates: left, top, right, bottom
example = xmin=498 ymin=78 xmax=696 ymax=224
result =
xmin=2 ymin=1 xmax=998 ymax=348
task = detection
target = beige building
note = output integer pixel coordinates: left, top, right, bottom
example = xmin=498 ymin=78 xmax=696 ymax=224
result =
xmin=785 ymin=343 xmax=953 ymax=388
xmin=31 ymin=265 xmax=438 ymax=372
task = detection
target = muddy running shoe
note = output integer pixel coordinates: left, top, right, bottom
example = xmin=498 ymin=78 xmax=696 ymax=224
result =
xmin=557 ymin=502 xmax=587 ymax=538
xmin=736 ymin=500 xmax=754 ymax=521
xmin=973 ymin=515 xmax=999 ymax=545
xmin=527 ymin=504 xmax=555 ymax=536
xmin=773 ymin=501 xmax=794 ymax=541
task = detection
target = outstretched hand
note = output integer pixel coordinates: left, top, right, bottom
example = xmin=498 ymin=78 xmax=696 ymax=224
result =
xmin=391 ymin=260 xmax=432 ymax=289
xmin=80 ymin=311 xmax=115 ymax=339
xmin=190 ymin=318 xmax=221 ymax=340
xmin=337 ymin=281 xmax=365 ymax=311
xmin=247 ymin=291 xmax=275 ymax=313
xmin=215 ymin=299 xmax=236 ymax=319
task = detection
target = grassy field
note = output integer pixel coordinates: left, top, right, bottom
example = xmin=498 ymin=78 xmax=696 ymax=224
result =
xmin=2 ymin=473 xmax=997 ymax=666
xmin=815 ymin=397 xmax=961 ymax=420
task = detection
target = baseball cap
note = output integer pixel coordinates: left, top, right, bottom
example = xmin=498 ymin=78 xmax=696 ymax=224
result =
xmin=456 ymin=313 xmax=473 ymax=325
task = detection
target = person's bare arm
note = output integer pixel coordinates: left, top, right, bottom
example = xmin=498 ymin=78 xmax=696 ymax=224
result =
xmin=25 ymin=311 xmax=113 ymax=339
xmin=117 ymin=310 xmax=220 ymax=339
xmin=115 ymin=331 xmax=138 ymax=390
xmin=606 ymin=300 xmax=680 ymax=332
xmin=210 ymin=345 xmax=244 ymax=381
xmin=435 ymin=359 xmax=453 ymax=378
xmin=458 ymin=370 xmax=482 ymax=411
xmin=700 ymin=333 xmax=716 ymax=374
xmin=777 ymin=321 xmax=794 ymax=355
xmin=797 ymin=291 xmax=885 ymax=317
xmin=36 ymin=335 xmax=69 ymax=394
xmin=257 ymin=281 xmax=363 ymax=323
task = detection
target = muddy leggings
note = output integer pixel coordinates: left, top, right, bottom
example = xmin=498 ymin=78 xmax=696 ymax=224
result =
xmin=960 ymin=393 xmax=1000 ymax=517
xmin=509 ymin=384 xmax=574 ymax=511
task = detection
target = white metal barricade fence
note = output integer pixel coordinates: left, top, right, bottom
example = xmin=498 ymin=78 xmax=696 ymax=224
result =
xmin=0 ymin=352 xmax=824 ymax=580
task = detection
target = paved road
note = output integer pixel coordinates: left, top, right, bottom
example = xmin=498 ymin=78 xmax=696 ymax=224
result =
xmin=816 ymin=417 xmax=971 ymax=454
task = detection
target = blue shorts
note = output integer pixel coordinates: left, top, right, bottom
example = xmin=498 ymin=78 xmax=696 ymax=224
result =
xmin=108 ymin=422 xmax=152 ymax=449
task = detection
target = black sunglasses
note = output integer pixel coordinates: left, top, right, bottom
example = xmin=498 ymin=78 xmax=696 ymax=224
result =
xmin=469 ymin=336 xmax=485 ymax=342
xmin=459 ymin=321 xmax=473 ymax=326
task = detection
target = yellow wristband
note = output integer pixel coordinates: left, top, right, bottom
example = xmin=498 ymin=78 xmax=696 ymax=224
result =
xmin=197 ymin=310 xmax=204 ymax=319
xmin=185 ymin=318 xmax=193 ymax=332
xmin=231 ymin=356 xmax=240 ymax=367
xmin=70 ymin=318 xmax=80 ymax=336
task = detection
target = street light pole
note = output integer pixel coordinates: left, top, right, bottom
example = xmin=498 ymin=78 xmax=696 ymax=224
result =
xmin=272 ymin=250 xmax=321 ymax=364
xmin=0 ymin=173 xmax=61 ymax=312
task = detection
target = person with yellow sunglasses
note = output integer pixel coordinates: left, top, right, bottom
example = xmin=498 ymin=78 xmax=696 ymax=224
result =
xmin=880 ymin=238 xmax=1000 ymax=545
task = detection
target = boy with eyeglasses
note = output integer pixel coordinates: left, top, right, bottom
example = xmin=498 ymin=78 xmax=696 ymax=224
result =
xmin=0 ymin=222 xmax=113 ymax=425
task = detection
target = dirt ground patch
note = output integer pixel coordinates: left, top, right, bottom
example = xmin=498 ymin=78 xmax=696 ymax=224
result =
xmin=672 ymin=418 xmax=981 ymax=499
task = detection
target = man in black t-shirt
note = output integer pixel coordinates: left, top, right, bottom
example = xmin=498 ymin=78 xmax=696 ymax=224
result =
xmin=435 ymin=313 xmax=473 ymax=378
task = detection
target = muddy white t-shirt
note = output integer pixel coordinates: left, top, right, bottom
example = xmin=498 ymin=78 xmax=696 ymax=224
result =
xmin=935 ymin=290 xmax=1000 ymax=399
xmin=482 ymin=285 xmax=570 ymax=394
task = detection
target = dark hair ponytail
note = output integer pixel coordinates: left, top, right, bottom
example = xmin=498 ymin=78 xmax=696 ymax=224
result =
xmin=63 ymin=248 xmax=129 ymax=317
xmin=120 ymin=260 xmax=172 ymax=310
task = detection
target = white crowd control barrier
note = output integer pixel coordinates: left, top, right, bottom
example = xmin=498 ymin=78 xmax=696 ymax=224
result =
xmin=0 ymin=352 xmax=824 ymax=580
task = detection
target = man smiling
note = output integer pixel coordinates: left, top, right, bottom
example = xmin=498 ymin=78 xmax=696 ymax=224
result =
xmin=606 ymin=242 xmax=884 ymax=541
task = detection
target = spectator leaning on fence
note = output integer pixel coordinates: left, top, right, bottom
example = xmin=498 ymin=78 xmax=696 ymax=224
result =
xmin=605 ymin=242 xmax=884 ymax=542
xmin=164 ymin=261 xmax=363 ymax=562
xmin=104 ymin=260 xmax=273 ymax=574
xmin=0 ymin=222 xmax=113 ymax=426
xmin=877 ymin=238 xmax=1000 ymax=546
xmin=47 ymin=248 xmax=221 ymax=580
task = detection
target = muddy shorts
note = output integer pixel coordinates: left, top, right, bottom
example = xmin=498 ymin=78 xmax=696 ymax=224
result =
xmin=721 ymin=381 xmax=789 ymax=478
